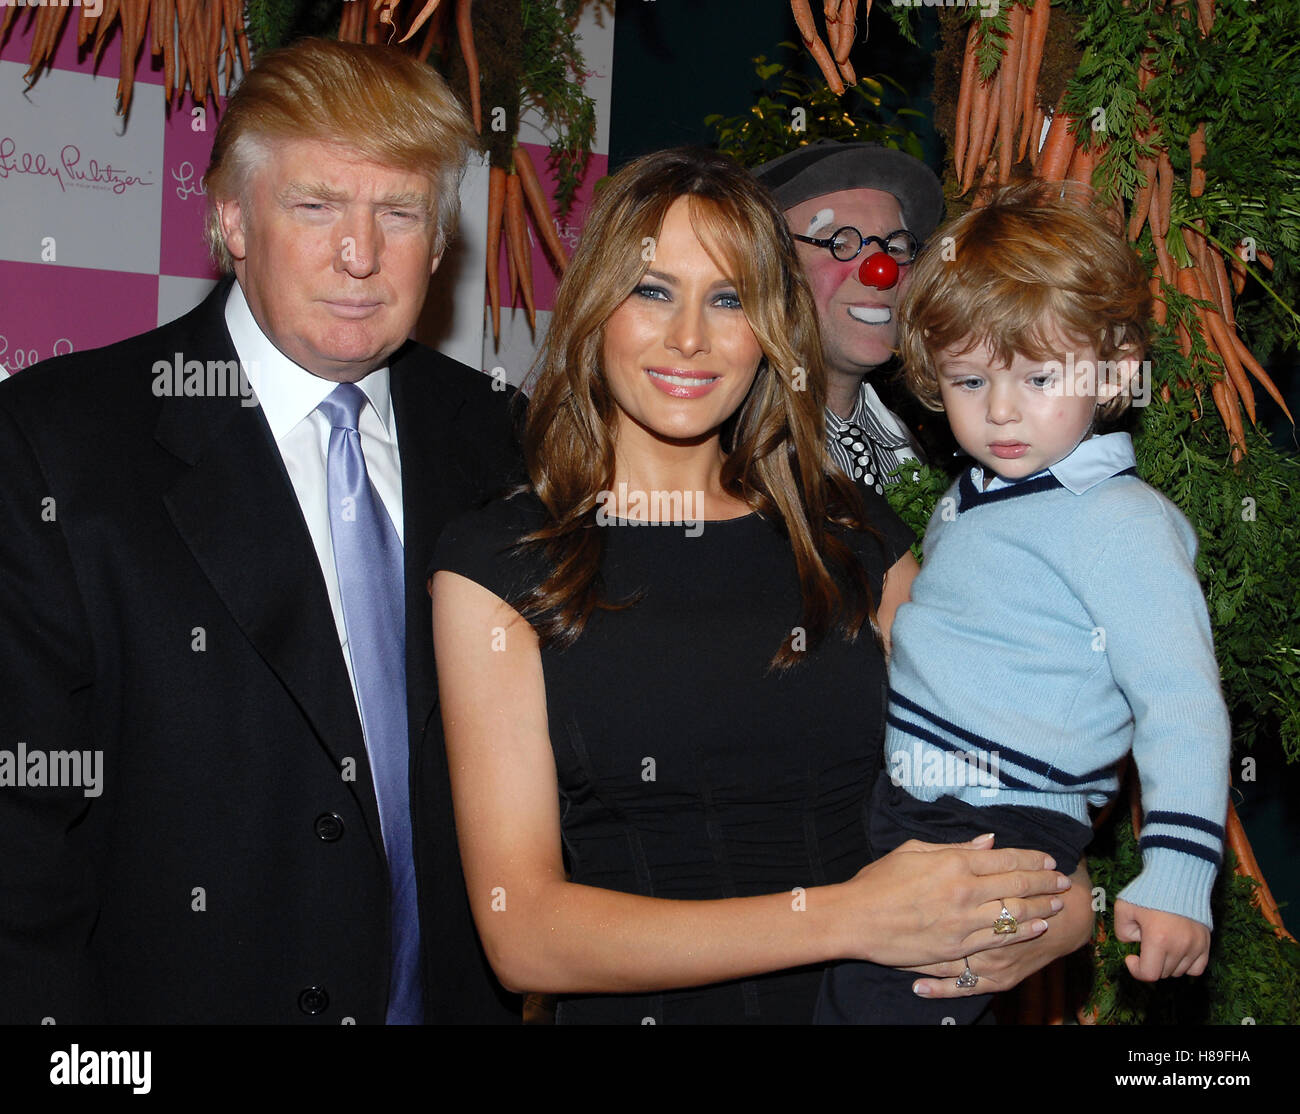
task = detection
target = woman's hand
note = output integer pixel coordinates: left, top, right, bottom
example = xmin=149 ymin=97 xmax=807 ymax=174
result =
xmin=831 ymin=833 xmax=1072 ymax=969
xmin=904 ymin=860 xmax=1095 ymax=998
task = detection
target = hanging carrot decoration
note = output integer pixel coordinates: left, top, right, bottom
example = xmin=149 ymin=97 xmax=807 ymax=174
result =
xmin=513 ymin=146 xmax=570 ymax=274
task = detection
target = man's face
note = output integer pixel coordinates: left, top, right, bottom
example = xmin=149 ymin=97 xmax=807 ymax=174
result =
xmin=217 ymin=138 xmax=443 ymax=382
xmin=786 ymin=188 xmax=910 ymax=377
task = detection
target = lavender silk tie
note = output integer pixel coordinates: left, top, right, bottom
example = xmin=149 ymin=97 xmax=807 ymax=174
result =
xmin=319 ymin=382 xmax=422 ymax=1025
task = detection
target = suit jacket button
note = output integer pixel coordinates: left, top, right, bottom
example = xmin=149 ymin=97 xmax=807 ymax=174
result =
xmin=314 ymin=813 xmax=345 ymax=842
xmin=298 ymin=987 xmax=330 ymax=1015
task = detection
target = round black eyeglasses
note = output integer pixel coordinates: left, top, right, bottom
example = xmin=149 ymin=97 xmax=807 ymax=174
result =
xmin=792 ymin=227 xmax=920 ymax=265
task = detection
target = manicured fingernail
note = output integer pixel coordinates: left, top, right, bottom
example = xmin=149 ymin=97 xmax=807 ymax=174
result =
xmin=1057 ymin=874 xmax=1071 ymax=890
xmin=1043 ymin=856 xmax=1057 ymax=870
xmin=1032 ymin=919 xmax=1049 ymax=932
xmin=1051 ymin=897 xmax=1064 ymax=912
xmin=912 ymin=982 xmax=932 ymax=997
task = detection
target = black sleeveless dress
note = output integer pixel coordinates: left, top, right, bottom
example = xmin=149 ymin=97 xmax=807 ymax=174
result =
xmin=432 ymin=489 xmax=913 ymax=1023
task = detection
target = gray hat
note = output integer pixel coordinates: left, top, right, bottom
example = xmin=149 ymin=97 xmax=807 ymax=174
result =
xmin=752 ymin=140 xmax=945 ymax=242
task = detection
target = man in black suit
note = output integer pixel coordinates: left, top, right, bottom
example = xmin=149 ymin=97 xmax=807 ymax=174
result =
xmin=0 ymin=39 xmax=520 ymax=1023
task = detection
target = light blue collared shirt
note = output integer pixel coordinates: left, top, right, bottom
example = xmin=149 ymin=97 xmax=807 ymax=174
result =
xmin=972 ymin=431 xmax=1136 ymax=496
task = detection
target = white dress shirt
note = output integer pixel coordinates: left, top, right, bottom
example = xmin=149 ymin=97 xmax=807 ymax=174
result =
xmin=224 ymin=282 xmax=405 ymax=704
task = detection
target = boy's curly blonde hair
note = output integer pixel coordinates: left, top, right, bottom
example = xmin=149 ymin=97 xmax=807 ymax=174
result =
xmin=898 ymin=180 xmax=1152 ymax=420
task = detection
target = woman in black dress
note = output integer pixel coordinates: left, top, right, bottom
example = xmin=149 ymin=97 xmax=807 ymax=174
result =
xmin=431 ymin=148 xmax=1086 ymax=1023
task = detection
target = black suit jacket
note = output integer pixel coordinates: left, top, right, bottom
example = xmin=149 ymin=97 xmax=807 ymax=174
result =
xmin=0 ymin=280 xmax=522 ymax=1023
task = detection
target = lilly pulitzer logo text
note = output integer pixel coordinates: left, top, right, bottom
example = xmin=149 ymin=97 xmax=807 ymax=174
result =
xmin=0 ymin=139 xmax=153 ymax=195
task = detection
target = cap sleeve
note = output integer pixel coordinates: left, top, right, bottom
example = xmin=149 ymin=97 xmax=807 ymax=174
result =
xmin=429 ymin=492 xmax=550 ymax=610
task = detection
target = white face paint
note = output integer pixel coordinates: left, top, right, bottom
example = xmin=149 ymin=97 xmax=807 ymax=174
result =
xmin=805 ymin=208 xmax=836 ymax=237
xmin=785 ymin=189 xmax=910 ymax=376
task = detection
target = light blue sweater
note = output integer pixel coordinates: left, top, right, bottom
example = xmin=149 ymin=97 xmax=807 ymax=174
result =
xmin=884 ymin=432 xmax=1230 ymax=927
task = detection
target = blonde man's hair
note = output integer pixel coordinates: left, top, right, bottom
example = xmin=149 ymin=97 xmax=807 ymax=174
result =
xmin=898 ymin=180 xmax=1152 ymax=420
xmin=202 ymin=38 xmax=479 ymax=269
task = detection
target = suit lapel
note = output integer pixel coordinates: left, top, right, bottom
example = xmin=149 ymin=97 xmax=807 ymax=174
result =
xmin=154 ymin=285 xmax=386 ymax=856
xmin=391 ymin=349 xmax=469 ymax=740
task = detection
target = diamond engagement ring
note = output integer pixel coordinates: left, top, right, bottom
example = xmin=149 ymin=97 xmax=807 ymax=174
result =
xmin=993 ymin=904 xmax=1018 ymax=935
xmin=955 ymin=958 xmax=978 ymax=989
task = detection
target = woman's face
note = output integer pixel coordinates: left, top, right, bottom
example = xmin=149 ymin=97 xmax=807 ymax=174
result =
xmin=601 ymin=196 xmax=764 ymax=448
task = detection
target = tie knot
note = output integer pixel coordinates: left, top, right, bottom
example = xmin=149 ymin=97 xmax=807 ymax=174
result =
xmin=318 ymin=382 xmax=368 ymax=431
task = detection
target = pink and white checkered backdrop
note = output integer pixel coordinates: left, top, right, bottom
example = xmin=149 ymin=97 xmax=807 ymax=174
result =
xmin=0 ymin=9 xmax=614 ymax=386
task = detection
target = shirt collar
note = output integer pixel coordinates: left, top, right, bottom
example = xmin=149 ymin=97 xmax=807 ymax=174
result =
xmin=972 ymin=432 xmax=1136 ymax=496
xmin=826 ymin=380 xmax=884 ymax=434
xmin=224 ymin=281 xmax=394 ymax=443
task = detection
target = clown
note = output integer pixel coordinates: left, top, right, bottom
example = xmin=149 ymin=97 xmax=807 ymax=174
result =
xmin=754 ymin=141 xmax=944 ymax=493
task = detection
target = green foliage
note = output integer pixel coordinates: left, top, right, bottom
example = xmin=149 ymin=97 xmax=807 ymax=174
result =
xmin=883 ymin=462 xmax=950 ymax=564
xmin=1083 ymin=809 xmax=1300 ymax=1024
xmin=705 ymin=44 xmax=926 ymax=167
xmin=1134 ymin=391 xmax=1300 ymax=761
xmin=520 ymin=0 xmax=603 ymax=215
xmin=1064 ymin=0 xmax=1300 ymax=361
xmin=245 ymin=0 xmax=302 ymax=54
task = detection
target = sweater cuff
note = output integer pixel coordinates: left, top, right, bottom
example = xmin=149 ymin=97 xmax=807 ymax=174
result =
xmin=1115 ymin=847 xmax=1218 ymax=929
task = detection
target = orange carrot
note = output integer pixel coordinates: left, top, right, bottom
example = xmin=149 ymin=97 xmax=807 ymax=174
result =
xmin=791 ymin=0 xmax=845 ymax=95
xmin=977 ymin=63 xmax=1003 ymax=180
xmin=1019 ymin=0 xmax=1050 ymax=163
xmin=1211 ymin=378 xmax=1246 ymax=463
xmin=954 ymin=22 xmax=978 ymax=182
xmin=1205 ymin=310 xmax=1256 ymax=426
xmin=1036 ymin=112 xmax=1076 ymax=182
xmin=1189 ymin=123 xmax=1207 ymax=198
xmin=513 ymin=145 xmax=569 ymax=273
xmin=1232 ymin=333 xmax=1294 ymax=424
xmin=505 ymin=217 xmax=519 ymax=308
xmin=833 ymin=0 xmax=857 ymax=65
xmin=1152 ymin=229 xmax=1176 ymax=287
xmin=1128 ymin=154 xmax=1157 ymax=242
xmin=505 ymin=172 xmax=535 ymax=328
xmin=1229 ymin=245 xmax=1247 ymax=295
xmin=1208 ymin=249 xmax=1236 ymax=329
xmin=963 ymin=72 xmax=994 ymax=192
xmin=457 ymin=0 xmax=481 ymax=132
xmin=1155 ymin=147 xmax=1173 ymax=237
xmin=1257 ymin=249 xmax=1274 ymax=270
xmin=486 ymin=166 xmax=506 ymax=342
xmin=117 ymin=0 xmax=148 ymax=114
xmin=1066 ymin=142 xmax=1096 ymax=189
xmin=1149 ymin=275 xmax=1167 ymax=326
xmin=400 ymin=0 xmax=443 ymax=42
xmin=1195 ymin=0 xmax=1215 ymax=36
xmin=1182 ymin=224 xmax=1208 ymax=273
xmin=1001 ymin=3 xmax=1024 ymax=183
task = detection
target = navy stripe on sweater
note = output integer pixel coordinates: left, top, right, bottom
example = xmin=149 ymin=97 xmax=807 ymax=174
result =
xmin=890 ymin=690 xmax=1119 ymax=787
xmin=1143 ymin=810 xmax=1225 ymax=840
xmin=1139 ymin=834 xmax=1223 ymax=867
xmin=886 ymin=711 xmax=1037 ymax=791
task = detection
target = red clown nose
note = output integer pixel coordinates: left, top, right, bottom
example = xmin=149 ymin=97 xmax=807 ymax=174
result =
xmin=858 ymin=251 xmax=900 ymax=289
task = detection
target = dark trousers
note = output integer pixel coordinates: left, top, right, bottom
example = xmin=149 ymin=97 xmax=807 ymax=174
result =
xmin=814 ymin=773 xmax=1091 ymax=1025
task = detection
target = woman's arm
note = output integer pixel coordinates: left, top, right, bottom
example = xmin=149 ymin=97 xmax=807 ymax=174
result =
xmin=432 ymin=570 xmax=1071 ymax=996
xmin=875 ymin=550 xmax=919 ymax=657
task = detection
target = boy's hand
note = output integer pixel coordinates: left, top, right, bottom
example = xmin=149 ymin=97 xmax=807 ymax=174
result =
xmin=1113 ymin=899 xmax=1210 ymax=981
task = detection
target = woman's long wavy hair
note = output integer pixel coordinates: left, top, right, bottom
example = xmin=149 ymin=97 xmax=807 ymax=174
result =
xmin=515 ymin=147 xmax=879 ymax=669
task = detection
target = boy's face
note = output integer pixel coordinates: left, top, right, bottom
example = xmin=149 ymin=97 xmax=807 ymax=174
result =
xmin=937 ymin=334 xmax=1109 ymax=485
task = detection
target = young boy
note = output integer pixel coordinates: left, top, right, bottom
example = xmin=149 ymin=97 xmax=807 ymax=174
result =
xmin=816 ymin=181 xmax=1231 ymax=1025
